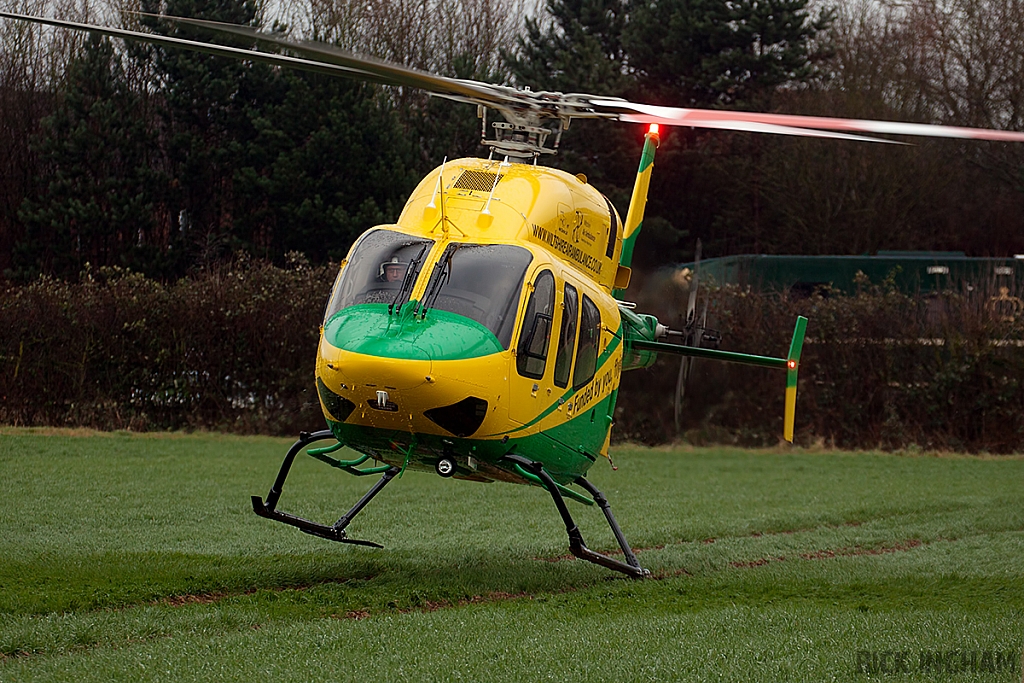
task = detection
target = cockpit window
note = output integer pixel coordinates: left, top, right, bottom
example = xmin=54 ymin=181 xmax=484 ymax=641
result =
xmin=324 ymin=229 xmax=433 ymax=322
xmin=420 ymin=243 xmax=533 ymax=348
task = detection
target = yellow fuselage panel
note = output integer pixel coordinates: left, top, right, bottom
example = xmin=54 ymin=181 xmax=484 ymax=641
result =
xmin=396 ymin=158 xmax=622 ymax=292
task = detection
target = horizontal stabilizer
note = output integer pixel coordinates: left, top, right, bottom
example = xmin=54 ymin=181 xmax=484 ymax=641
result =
xmin=629 ymin=316 xmax=808 ymax=442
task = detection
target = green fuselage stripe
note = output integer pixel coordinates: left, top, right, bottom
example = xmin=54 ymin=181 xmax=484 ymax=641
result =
xmin=638 ymin=135 xmax=657 ymax=173
xmin=325 ymin=303 xmax=504 ymax=361
xmin=485 ymin=327 xmax=622 ymax=437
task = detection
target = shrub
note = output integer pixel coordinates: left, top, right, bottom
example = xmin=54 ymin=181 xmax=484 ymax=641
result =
xmin=615 ymin=270 xmax=1024 ymax=452
xmin=0 ymin=258 xmax=333 ymax=433
xmin=3 ymin=263 xmax=1022 ymax=451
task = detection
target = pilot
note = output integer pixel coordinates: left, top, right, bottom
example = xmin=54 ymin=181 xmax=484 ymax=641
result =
xmin=379 ymin=256 xmax=408 ymax=282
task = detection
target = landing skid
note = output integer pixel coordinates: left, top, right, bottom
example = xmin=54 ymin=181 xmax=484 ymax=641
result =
xmin=253 ymin=431 xmax=650 ymax=578
xmin=503 ymin=454 xmax=651 ymax=579
xmin=251 ymin=429 xmax=398 ymax=548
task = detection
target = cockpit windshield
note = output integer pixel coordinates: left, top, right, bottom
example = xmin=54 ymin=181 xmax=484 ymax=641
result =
xmin=420 ymin=243 xmax=533 ymax=348
xmin=324 ymin=229 xmax=433 ymax=321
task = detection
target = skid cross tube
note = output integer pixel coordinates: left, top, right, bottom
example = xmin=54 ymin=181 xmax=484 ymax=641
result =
xmin=504 ymin=454 xmax=649 ymax=578
xmin=252 ymin=429 xmax=398 ymax=547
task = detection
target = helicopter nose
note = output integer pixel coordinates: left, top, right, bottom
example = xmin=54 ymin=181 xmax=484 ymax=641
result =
xmin=320 ymin=308 xmax=432 ymax=389
xmin=329 ymin=351 xmax=431 ymax=391
xmin=319 ymin=305 xmax=509 ymax=436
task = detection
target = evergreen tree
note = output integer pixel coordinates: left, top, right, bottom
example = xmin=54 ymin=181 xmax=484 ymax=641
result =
xmin=505 ymin=0 xmax=636 ymax=216
xmin=505 ymin=0 xmax=630 ymax=95
xmin=625 ymin=0 xmax=832 ymax=109
xmin=409 ymin=52 xmax=509 ymax=168
xmin=134 ymin=0 xmax=423 ymax=265
xmin=137 ymin=0 xmax=273 ymax=267
xmin=232 ymin=71 xmax=419 ymax=261
xmin=13 ymin=34 xmax=159 ymax=281
xmin=507 ymin=0 xmax=833 ymax=265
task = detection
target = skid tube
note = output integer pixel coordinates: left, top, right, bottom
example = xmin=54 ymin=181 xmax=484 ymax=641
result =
xmin=504 ymin=454 xmax=650 ymax=579
xmin=251 ymin=429 xmax=399 ymax=548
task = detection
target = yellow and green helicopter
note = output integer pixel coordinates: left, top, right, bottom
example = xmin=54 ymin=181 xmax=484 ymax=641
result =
xmin=6 ymin=10 xmax=1024 ymax=578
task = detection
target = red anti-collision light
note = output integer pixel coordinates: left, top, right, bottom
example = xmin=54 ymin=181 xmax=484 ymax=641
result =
xmin=648 ymin=123 xmax=660 ymax=136
xmin=787 ymin=359 xmax=797 ymax=369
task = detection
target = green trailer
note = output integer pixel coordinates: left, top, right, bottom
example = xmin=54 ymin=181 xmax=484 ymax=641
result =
xmin=683 ymin=251 xmax=1023 ymax=296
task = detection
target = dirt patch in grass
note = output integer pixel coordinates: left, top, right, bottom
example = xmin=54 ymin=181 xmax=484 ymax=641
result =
xmin=325 ymin=591 xmax=542 ymax=621
xmin=730 ymin=556 xmax=787 ymax=569
xmin=157 ymin=576 xmax=375 ymax=608
xmin=398 ymin=591 xmax=535 ymax=616
xmin=538 ymin=519 xmax=874 ymax=565
xmin=800 ymin=539 xmax=924 ymax=560
xmin=163 ymin=593 xmax=233 ymax=607
xmin=730 ymin=539 xmax=928 ymax=569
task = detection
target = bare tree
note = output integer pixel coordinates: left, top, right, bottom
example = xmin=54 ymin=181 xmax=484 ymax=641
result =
xmin=744 ymin=0 xmax=1024 ymax=256
xmin=0 ymin=0 xmax=99 ymax=274
xmin=284 ymin=0 xmax=533 ymax=77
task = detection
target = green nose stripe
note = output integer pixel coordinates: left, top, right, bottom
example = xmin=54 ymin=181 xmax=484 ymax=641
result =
xmin=324 ymin=303 xmax=504 ymax=361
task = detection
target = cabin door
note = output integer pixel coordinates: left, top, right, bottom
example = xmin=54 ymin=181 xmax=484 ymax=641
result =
xmin=508 ymin=268 xmax=557 ymax=425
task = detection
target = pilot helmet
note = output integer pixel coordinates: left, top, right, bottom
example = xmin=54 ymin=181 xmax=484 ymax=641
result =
xmin=378 ymin=255 xmax=407 ymax=279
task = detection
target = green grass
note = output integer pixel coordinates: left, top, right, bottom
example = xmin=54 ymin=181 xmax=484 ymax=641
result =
xmin=1 ymin=430 xmax=1022 ymax=681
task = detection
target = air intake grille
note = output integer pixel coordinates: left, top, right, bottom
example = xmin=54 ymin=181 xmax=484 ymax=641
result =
xmin=424 ymin=397 xmax=488 ymax=437
xmin=317 ymin=377 xmax=355 ymax=423
xmin=452 ymin=170 xmax=504 ymax=192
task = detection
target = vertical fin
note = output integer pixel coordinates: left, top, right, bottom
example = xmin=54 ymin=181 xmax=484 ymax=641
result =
xmin=617 ymin=125 xmax=661 ymax=278
xmin=783 ymin=316 xmax=808 ymax=442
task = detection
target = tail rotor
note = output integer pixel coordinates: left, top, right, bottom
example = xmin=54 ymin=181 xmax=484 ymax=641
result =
xmin=673 ymin=240 xmax=721 ymax=431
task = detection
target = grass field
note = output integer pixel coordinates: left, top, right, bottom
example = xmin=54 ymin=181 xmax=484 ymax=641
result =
xmin=0 ymin=429 xmax=1022 ymax=682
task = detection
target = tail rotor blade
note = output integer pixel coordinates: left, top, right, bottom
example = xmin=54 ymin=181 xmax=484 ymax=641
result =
xmin=686 ymin=239 xmax=701 ymax=328
xmin=675 ymin=267 xmax=708 ymax=433
xmin=674 ymin=355 xmax=692 ymax=433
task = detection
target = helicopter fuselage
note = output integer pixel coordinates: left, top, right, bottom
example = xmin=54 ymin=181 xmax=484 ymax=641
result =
xmin=315 ymin=158 xmax=630 ymax=485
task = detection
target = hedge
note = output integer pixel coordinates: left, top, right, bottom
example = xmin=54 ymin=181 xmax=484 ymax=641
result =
xmin=3 ymin=261 xmax=1022 ymax=452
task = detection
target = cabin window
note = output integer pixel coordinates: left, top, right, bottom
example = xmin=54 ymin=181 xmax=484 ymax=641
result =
xmin=324 ymin=228 xmax=433 ymax=321
xmin=420 ymin=243 xmax=533 ymax=348
xmin=573 ymin=294 xmax=601 ymax=390
xmin=553 ymin=282 xmax=578 ymax=388
xmin=516 ymin=270 xmax=555 ymax=379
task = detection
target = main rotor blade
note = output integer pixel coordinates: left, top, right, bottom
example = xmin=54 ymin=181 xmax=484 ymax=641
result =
xmin=588 ymin=98 xmax=1024 ymax=143
xmin=0 ymin=10 xmax=401 ymax=86
xmin=0 ymin=11 xmax=579 ymax=122
xmin=687 ymin=119 xmax=903 ymax=144
xmin=150 ymin=14 xmax=512 ymax=106
xmin=8 ymin=11 xmax=1023 ymax=144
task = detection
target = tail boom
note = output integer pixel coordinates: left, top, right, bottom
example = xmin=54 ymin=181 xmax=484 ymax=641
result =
xmin=626 ymin=315 xmax=808 ymax=442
